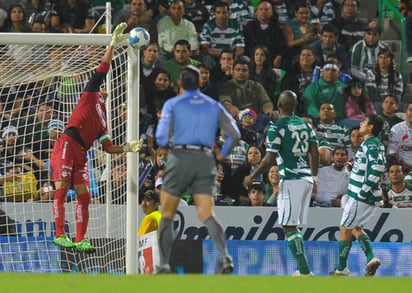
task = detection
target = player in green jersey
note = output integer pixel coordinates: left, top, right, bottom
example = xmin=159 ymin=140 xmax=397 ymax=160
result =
xmin=332 ymin=113 xmax=386 ymax=277
xmin=244 ymin=90 xmax=319 ymax=276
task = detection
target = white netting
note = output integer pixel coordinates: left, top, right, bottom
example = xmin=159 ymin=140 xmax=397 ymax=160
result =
xmin=0 ymin=38 xmax=132 ymax=273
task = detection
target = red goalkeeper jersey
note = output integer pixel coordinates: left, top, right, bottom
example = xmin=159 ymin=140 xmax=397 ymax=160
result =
xmin=65 ymin=61 xmax=114 ymax=151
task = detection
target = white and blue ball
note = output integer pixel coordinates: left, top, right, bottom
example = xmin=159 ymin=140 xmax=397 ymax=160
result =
xmin=128 ymin=27 xmax=150 ymax=50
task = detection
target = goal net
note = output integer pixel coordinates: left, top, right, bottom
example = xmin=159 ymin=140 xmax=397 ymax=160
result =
xmin=0 ymin=34 xmax=139 ymax=274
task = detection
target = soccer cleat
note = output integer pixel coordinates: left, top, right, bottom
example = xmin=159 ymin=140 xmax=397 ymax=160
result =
xmin=330 ymin=267 xmax=350 ymax=276
xmin=53 ymin=234 xmax=76 ymax=249
xmin=215 ymin=255 xmax=234 ymax=274
xmin=365 ymin=257 xmax=381 ymax=276
xmin=75 ymin=239 xmax=96 ymax=254
xmin=155 ymin=264 xmax=172 ymax=274
xmin=292 ymin=270 xmax=314 ymax=276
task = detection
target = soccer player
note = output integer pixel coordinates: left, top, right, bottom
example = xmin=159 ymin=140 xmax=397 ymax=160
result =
xmin=332 ymin=113 xmax=386 ymax=276
xmin=51 ymin=23 xmax=143 ymax=253
xmin=155 ymin=65 xmax=240 ymax=273
xmin=243 ymin=90 xmax=319 ymax=276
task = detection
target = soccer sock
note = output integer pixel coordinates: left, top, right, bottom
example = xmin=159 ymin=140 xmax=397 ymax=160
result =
xmin=158 ymin=217 xmax=174 ymax=266
xmin=75 ymin=192 xmax=91 ymax=243
xmin=337 ymin=240 xmax=352 ymax=271
xmin=358 ymin=234 xmax=374 ymax=262
xmin=286 ymin=230 xmax=310 ymax=274
xmin=52 ymin=187 xmax=68 ymax=238
xmin=204 ymin=216 xmax=229 ymax=259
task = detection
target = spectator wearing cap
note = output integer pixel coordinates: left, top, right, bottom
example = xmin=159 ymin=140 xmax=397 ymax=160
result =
xmin=0 ymin=125 xmax=21 ymax=167
xmin=240 ymin=180 xmax=273 ymax=206
xmin=349 ymin=25 xmax=390 ymax=81
xmin=138 ymin=190 xmax=162 ymax=236
xmin=304 ymin=61 xmax=347 ymax=120
xmin=238 ymin=108 xmax=258 ymax=145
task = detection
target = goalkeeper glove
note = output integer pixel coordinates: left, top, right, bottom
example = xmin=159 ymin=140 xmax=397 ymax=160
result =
xmin=110 ymin=22 xmax=129 ymax=47
xmin=123 ymin=139 xmax=143 ymax=153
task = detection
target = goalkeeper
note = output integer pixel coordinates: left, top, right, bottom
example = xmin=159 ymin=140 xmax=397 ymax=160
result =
xmin=50 ymin=23 xmax=143 ymax=253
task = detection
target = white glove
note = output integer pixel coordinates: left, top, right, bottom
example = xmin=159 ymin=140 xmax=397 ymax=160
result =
xmin=110 ymin=22 xmax=129 ymax=47
xmin=123 ymin=139 xmax=143 ymax=153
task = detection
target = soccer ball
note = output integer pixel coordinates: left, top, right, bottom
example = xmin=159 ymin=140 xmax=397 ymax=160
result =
xmin=128 ymin=27 xmax=150 ymax=50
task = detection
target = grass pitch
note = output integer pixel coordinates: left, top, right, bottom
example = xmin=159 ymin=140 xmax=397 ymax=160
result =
xmin=1 ymin=273 xmax=410 ymax=293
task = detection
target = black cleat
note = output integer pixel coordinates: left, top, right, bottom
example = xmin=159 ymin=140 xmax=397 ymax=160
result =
xmin=216 ymin=255 xmax=234 ymax=274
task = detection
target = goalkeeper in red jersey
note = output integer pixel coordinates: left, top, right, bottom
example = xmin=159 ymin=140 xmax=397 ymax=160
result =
xmin=50 ymin=22 xmax=143 ymax=253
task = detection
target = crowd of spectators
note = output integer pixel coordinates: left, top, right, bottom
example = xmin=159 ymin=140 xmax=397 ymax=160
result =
xmin=1 ymin=0 xmax=412 ymax=209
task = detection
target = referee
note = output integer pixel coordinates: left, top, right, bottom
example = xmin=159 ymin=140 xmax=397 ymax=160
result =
xmin=155 ymin=65 xmax=240 ymax=274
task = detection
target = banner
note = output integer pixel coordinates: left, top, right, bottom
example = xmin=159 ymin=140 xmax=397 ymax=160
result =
xmin=3 ymin=203 xmax=412 ymax=242
xmin=137 ymin=231 xmax=159 ymax=274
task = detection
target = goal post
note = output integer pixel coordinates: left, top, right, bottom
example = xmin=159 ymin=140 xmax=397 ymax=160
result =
xmin=0 ymin=32 xmax=140 ymax=274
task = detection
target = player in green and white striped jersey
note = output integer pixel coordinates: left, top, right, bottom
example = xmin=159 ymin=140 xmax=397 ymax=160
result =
xmin=243 ymin=90 xmax=319 ymax=276
xmin=332 ymin=113 xmax=386 ymax=277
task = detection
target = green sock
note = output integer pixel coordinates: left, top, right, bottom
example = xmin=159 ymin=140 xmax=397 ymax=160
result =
xmin=286 ymin=230 xmax=310 ymax=274
xmin=337 ymin=240 xmax=352 ymax=271
xmin=358 ymin=234 xmax=374 ymax=262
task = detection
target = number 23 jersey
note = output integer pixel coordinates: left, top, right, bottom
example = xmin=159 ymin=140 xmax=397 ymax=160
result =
xmin=266 ymin=115 xmax=318 ymax=181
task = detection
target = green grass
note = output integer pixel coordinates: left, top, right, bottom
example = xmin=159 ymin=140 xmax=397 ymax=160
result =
xmin=1 ymin=274 xmax=411 ymax=293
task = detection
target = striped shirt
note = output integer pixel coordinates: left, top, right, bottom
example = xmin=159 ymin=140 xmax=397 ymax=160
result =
xmin=365 ymin=70 xmax=404 ymax=103
xmin=316 ymin=121 xmax=350 ymax=150
xmin=200 ymin=18 xmax=245 ymax=51
xmin=350 ymin=40 xmax=390 ymax=80
xmin=266 ymin=115 xmax=318 ymax=181
xmin=347 ymin=136 xmax=386 ymax=205
xmin=316 ymin=1 xmax=337 ymax=26
xmin=273 ymin=2 xmax=289 ymax=27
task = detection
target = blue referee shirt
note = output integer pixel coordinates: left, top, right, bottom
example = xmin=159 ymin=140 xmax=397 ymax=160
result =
xmin=156 ymin=89 xmax=240 ymax=156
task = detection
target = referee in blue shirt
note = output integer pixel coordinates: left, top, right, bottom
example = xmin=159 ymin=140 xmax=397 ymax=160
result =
xmin=155 ymin=65 xmax=240 ymax=274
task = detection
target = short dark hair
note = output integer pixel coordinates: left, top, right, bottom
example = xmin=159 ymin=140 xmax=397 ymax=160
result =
xmin=342 ymin=0 xmax=360 ymax=8
xmin=214 ymin=1 xmax=229 ymax=11
xmin=332 ymin=146 xmax=348 ymax=156
xmin=179 ymin=65 xmax=200 ymax=90
xmin=321 ymin=23 xmax=338 ymax=36
xmin=365 ymin=113 xmax=384 ymax=137
xmin=233 ymin=55 xmax=250 ymax=68
xmin=386 ymin=154 xmax=410 ymax=174
xmin=219 ymin=48 xmax=235 ymax=60
xmin=173 ymin=39 xmax=191 ymax=51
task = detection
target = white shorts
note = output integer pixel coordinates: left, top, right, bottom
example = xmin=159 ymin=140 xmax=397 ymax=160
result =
xmin=340 ymin=196 xmax=377 ymax=229
xmin=277 ymin=179 xmax=313 ymax=226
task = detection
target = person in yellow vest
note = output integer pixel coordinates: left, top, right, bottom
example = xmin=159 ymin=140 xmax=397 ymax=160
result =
xmin=138 ymin=190 xmax=162 ymax=236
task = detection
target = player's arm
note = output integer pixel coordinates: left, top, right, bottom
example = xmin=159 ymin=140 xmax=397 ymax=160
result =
xmin=309 ymin=142 xmax=319 ymax=178
xmin=99 ymin=133 xmax=143 ymax=154
xmin=217 ymin=107 xmax=241 ymax=161
xmin=85 ymin=23 xmax=129 ymax=92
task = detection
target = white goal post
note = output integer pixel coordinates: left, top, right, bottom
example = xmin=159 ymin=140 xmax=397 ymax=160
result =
xmin=0 ymin=29 xmax=141 ymax=274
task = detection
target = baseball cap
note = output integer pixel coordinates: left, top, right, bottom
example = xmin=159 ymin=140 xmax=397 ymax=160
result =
xmin=365 ymin=26 xmax=382 ymax=35
xmin=239 ymin=108 xmax=258 ymax=122
xmin=2 ymin=125 xmax=18 ymax=138
xmin=248 ymin=181 xmax=266 ymax=193
xmin=143 ymin=190 xmax=160 ymax=203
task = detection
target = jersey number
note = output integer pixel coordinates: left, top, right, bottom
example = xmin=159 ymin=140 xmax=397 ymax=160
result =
xmin=291 ymin=130 xmax=309 ymax=154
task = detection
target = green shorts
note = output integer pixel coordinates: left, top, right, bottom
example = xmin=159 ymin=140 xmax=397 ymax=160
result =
xmin=161 ymin=149 xmax=217 ymax=196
